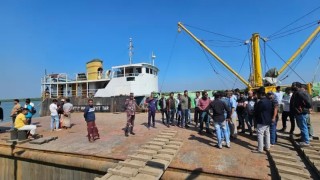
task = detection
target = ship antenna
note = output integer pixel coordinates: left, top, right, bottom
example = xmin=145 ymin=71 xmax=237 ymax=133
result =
xmin=129 ymin=38 xmax=134 ymax=64
xmin=151 ymin=51 xmax=156 ymax=66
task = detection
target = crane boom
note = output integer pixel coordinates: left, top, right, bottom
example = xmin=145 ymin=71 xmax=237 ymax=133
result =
xmin=278 ymin=25 xmax=320 ymax=75
xmin=177 ymin=22 xmax=252 ymax=88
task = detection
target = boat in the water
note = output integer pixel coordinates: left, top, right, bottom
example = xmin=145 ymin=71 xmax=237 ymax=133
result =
xmin=41 ymin=38 xmax=159 ymax=99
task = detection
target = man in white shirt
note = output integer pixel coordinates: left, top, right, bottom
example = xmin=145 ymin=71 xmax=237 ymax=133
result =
xmin=49 ymin=99 xmax=60 ymax=131
xmin=274 ymin=86 xmax=284 ymax=112
xmin=194 ymin=91 xmax=201 ymax=127
xmin=280 ymin=87 xmax=294 ymax=134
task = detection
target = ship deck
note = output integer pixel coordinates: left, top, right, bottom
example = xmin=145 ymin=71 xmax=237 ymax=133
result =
xmin=1 ymin=112 xmax=320 ymax=179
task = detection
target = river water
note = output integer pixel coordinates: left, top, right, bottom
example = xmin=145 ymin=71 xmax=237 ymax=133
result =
xmin=0 ymin=101 xmax=41 ymax=123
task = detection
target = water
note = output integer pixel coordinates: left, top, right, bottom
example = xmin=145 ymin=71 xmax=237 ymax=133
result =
xmin=0 ymin=100 xmax=41 ymax=123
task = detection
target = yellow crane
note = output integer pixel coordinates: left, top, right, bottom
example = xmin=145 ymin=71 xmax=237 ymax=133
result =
xmin=177 ymin=22 xmax=320 ymax=94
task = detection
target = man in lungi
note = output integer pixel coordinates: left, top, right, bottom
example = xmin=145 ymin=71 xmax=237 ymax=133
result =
xmin=125 ymin=93 xmax=139 ymax=137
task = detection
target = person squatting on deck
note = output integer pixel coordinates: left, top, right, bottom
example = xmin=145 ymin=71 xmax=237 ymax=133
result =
xmin=10 ymin=99 xmax=21 ymax=128
xmin=49 ymin=99 xmax=61 ymax=131
xmin=146 ymin=93 xmax=158 ymax=129
xmin=15 ymin=108 xmax=37 ymax=138
xmin=124 ymin=93 xmax=139 ymax=137
xmin=62 ymin=98 xmax=73 ymax=128
xmin=84 ymin=99 xmax=100 ymax=142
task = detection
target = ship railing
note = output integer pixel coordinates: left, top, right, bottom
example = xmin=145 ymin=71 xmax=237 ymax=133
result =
xmin=41 ymin=73 xmax=75 ymax=84
xmin=42 ymin=88 xmax=101 ymax=99
xmin=113 ymin=73 xmax=140 ymax=78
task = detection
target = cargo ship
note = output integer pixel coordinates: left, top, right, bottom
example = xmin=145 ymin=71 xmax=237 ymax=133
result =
xmin=41 ymin=38 xmax=159 ymax=99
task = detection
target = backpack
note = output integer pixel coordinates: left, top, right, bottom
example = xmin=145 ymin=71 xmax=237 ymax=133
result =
xmin=30 ymin=106 xmax=37 ymax=115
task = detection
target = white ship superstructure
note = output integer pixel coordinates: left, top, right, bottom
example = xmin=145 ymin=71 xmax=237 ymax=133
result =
xmin=41 ymin=39 xmax=159 ymax=98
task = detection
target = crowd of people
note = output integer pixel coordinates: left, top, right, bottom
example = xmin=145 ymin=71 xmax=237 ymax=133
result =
xmin=2 ymin=81 xmax=314 ymax=149
xmin=49 ymin=98 xmax=74 ymax=131
xmin=133 ymin=81 xmax=313 ymax=152
xmin=5 ymin=99 xmax=38 ymax=139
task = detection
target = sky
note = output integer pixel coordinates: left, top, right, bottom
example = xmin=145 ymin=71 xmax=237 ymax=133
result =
xmin=0 ymin=0 xmax=319 ymax=99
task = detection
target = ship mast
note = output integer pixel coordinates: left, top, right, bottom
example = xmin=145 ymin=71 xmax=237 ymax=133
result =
xmin=129 ymin=38 xmax=134 ymax=64
xmin=151 ymin=51 xmax=156 ymax=66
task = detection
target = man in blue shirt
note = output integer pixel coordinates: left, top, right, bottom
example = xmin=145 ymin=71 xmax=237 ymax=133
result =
xmin=146 ymin=93 xmax=158 ymax=129
xmin=84 ymin=99 xmax=99 ymax=142
xmin=25 ymin=98 xmax=34 ymax=125
xmin=228 ymin=91 xmax=238 ymax=138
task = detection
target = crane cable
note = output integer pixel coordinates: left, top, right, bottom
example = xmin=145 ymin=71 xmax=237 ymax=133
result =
xmin=200 ymin=47 xmax=231 ymax=89
xmin=159 ymin=33 xmax=179 ymax=92
xmin=283 ymin=33 xmax=319 ymax=79
xmin=184 ymin=23 xmax=245 ymax=42
xmin=232 ymin=45 xmax=249 ymax=89
xmin=280 ymin=33 xmax=319 ymax=79
xmin=265 ymin=43 xmax=306 ymax=83
xmin=259 ymin=39 xmax=270 ymax=74
xmin=183 ymin=31 xmax=237 ymax=87
xmin=268 ymin=6 xmax=320 ymax=38
xmin=312 ymin=58 xmax=320 ymax=83
xmin=269 ymin=22 xmax=318 ymax=41
xmin=269 ymin=20 xmax=319 ymax=39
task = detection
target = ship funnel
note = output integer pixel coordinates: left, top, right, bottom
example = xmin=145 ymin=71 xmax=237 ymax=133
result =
xmin=86 ymin=59 xmax=103 ymax=80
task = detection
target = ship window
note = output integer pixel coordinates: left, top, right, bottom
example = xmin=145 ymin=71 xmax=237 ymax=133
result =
xmin=146 ymin=68 xmax=149 ymax=73
xmin=136 ymin=68 xmax=142 ymax=74
xmin=150 ymin=69 xmax=153 ymax=74
xmin=114 ymin=68 xmax=124 ymax=77
xmin=127 ymin=77 xmax=135 ymax=81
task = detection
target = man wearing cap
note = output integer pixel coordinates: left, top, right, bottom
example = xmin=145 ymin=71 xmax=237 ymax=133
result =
xmin=290 ymin=82 xmax=312 ymax=146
